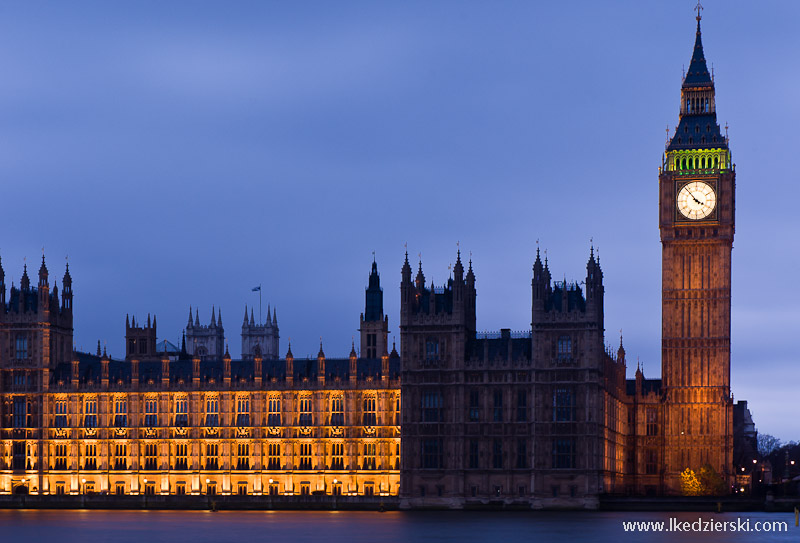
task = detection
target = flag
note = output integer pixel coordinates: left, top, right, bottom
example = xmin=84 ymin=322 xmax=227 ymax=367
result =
xmin=252 ymin=286 xmax=261 ymax=292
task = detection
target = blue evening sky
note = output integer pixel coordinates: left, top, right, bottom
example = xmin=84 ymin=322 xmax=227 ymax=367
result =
xmin=0 ymin=1 xmax=798 ymax=440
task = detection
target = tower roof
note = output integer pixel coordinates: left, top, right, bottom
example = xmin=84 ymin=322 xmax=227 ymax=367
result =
xmin=683 ymin=18 xmax=713 ymax=88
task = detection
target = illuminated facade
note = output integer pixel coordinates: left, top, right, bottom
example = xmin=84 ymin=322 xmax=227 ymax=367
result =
xmin=0 ymin=258 xmax=400 ymax=497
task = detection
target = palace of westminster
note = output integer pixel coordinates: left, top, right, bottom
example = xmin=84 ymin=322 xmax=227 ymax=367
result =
xmin=0 ymin=14 xmax=757 ymax=508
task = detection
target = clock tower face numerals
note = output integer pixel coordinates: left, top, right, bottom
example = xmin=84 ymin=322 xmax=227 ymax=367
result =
xmin=677 ymin=181 xmax=716 ymax=220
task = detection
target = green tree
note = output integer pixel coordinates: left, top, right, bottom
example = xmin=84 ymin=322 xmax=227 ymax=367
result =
xmin=697 ymin=463 xmax=726 ymax=495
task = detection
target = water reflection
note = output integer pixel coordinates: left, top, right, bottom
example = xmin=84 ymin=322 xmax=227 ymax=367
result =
xmin=0 ymin=510 xmax=795 ymax=543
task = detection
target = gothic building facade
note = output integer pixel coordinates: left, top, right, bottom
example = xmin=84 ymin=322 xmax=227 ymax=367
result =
xmin=0 ymin=13 xmax=743 ymax=507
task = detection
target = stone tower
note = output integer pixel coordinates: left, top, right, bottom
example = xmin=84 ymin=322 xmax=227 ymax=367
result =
xmin=530 ymin=247 xmax=606 ymax=506
xmin=125 ymin=313 xmax=157 ymax=360
xmin=659 ymin=12 xmax=734 ymax=492
xmin=241 ymin=304 xmax=279 ymax=360
xmin=184 ymin=306 xmax=225 ymax=361
xmin=0 ymin=254 xmax=73 ymax=486
xmin=359 ymin=258 xmax=388 ymax=359
xmin=399 ymin=250 xmax=476 ymax=504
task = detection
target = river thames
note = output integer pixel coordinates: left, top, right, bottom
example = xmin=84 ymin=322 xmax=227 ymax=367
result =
xmin=0 ymin=510 xmax=795 ymax=543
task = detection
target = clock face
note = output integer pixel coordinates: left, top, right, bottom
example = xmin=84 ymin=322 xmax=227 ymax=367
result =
xmin=677 ymin=181 xmax=716 ymax=220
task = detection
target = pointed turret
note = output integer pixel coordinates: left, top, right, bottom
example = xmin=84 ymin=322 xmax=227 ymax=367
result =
xmin=216 ymin=309 xmax=221 ymax=327
xmin=364 ymin=258 xmax=383 ymax=322
xmin=38 ymin=254 xmax=49 ymax=288
xmin=195 ymin=308 xmax=200 ymax=327
xmin=188 ymin=306 xmax=194 ymax=328
xmin=350 ymin=340 xmax=357 ymax=359
xmin=415 ymin=259 xmax=425 ymax=290
xmin=61 ymin=261 xmax=72 ymax=311
xmin=250 ymin=307 xmax=255 ymax=326
xmin=210 ymin=306 xmax=216 ymax=327
xmin=243 ymin=305 xmax=248 ymax=325
xmin=401 ymin=250 xmax=412 ymax=285
xmin=266 ymin=304 xmax=272 ymax=325
xmin=272 ymin=307 xmax=277 ymax=326
xmin=453 ymin=249 xmax=464 ymax=283
xmin=617 ymin=332 xmax=626 ymax=365
xmin=20 ymin=263 xmax=30 ymax=291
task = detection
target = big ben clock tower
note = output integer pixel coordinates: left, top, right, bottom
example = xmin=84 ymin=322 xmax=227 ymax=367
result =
xmin=660 ymin=9 xmax=734 ymax=492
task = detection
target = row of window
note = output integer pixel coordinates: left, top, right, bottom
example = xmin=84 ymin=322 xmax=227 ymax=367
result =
xmin=53 ymin=480 xmax=390 ymax=497
xmin=44 ymin=441 xmax=399 ymax=472
xmin=421 ymin=438 xmax=576 ymax=470
xmin=424 ymin=388 xmax=577 ymax=424
xmin=40 ymin=396 xmax=398 ymax=429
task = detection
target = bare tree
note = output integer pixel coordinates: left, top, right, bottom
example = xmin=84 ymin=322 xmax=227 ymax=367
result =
xmin=758 ymin=433 xmax=782 ymax=457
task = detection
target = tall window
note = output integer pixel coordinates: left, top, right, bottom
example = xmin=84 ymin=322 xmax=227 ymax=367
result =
xmin=553 ymin=388 xmax=575 ymax=422
xmin=552 ymin=439 xmax=575 ymax=469
xmin=267 ymin=443 xmax=281 ymax=470
xmin=468 ymin=439 xmax=479 ymax=469
xmin=175 ymin=397 xmax=188 ymax=427
xmin=492 ymin=438 xmax=503 ymax=469
xmin=84 ymin=443 xmax=97 ymax=470
xmin=54 ymin=399 xmax=68 ymax=428
xmin=362 ymin=395 xmax=377 ymax=426
xmin=54 ymin=444 xmax=68 ymax=470
xmin=421 ymin=391 xmax=442 ymax=423
xmin=175 ymin=442 xmax=188 ymax=470
xmin=468 ymin=389 xmax=480 ymax=422
xmin=298 ymin=443 xmax=313 ymax=470
xmin=144 ymin=442 xmax=158 ymax=470
xmin=114 ymin=443 xmax=128 ymax=470
xmin=331 ymin=442 xmax=344 ymax=470
xmin=205 ymin=397 xmax=219 ymax=427
xmin=366 ymin=333 xmax=377 ymax=358
xmin=516 ymin=438 xmax=528 ymax=469
xmin=236 ymin=397 xmax=250 ymax=426
xmin=15 ymin=335 xmax=28 ymax=359
xmin=557 ymin=335 xmax=572 ymax=360
xmin=236 ymin=443 xmax=250 ymax=469
xmin=268 ymin=397 xmax=282 ymax=426
xmin=84 ymin=398 xmax=97 ymax=428
xmin=646 ymin=408 xmax=658 ymax=436
xmin=114 ymin=398 xmax=128 ymax=428
xmin=493 ymin=389 xmax=503 ymax=422
xmin=363 ymin=442 xmax=377 ymax=470
xmin=394 ymin=397 xmax=401 ymax=425
xmin=330 ymin=395 xmax=344 ymax=426
xmin=205 ymin=443 xmax=219 ymax=470
xmin=421 ymin=438 xmax=442 ymax=469
xmin=425 ymin=338 xmax=439 ymax=364
xmin=299 ymin=398 xmax=312 ymax=426
xmin=516 ymin=390 xmax=528 ymax=422
xmin=645 ymin=448 xmax=658 ymax=475
xmin=144 ymin=398 xmax=158 ymax=427
xmin=13 ymin=397 xmax=26 ymax=428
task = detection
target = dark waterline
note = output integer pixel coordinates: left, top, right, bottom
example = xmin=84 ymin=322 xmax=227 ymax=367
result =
xmin=0 ymin=510 xmax=796 ymax=543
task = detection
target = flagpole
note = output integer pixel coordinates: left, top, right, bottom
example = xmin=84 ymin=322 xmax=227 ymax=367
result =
xmin=259 ymin=284 xmax=262 ymax=325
